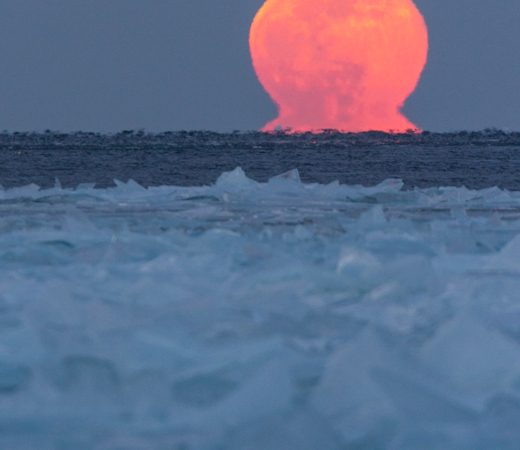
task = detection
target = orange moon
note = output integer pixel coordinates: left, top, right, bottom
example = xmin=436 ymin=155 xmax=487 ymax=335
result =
xmin=249 ymin=0 xmax=429 ymax=132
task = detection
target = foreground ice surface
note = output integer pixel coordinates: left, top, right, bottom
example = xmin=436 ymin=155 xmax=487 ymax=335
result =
xmin=2 ymin=168 xmax=520 ymax=449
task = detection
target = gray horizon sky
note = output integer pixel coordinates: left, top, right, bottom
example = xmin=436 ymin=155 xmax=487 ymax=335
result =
xmin=0 ymin=0 xmax=519 ymax=132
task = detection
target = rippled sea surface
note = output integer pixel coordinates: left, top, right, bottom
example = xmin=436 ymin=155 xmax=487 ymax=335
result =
xmin=2 ymin=132 xmax=520 ymax=449
xmin=2 ymin=130 xmax=520 ymax=189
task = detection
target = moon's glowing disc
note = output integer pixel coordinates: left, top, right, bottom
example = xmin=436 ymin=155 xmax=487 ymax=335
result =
xmin=250 ymin=0 xmax=428 ymax=132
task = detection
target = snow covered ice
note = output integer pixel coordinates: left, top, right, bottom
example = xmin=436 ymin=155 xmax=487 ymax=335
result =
xmin=2 ymin=167 xmax=520 ymax=449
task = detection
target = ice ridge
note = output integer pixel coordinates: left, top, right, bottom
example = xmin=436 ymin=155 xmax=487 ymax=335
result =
xmin=1 ymin=168 xmax=520 ymax=449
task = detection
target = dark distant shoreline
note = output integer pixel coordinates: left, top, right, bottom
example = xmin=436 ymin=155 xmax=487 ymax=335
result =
xmin=1 ymin=129 xmax=520 ymax=148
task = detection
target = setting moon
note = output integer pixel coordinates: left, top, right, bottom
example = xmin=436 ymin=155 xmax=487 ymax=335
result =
xmin=250 ymin=0 xmax=429 ymax=132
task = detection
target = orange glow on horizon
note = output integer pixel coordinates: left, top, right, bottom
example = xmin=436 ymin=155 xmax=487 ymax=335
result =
xmin=249 ymin=0 xmax=429 ymax=132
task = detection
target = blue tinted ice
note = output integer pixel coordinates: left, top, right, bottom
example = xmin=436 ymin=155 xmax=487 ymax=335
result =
xmin=1 ymin=168 xmax=520 ymax=449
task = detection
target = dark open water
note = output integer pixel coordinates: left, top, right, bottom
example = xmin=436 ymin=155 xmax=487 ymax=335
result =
xmin=1 ymin=130 xmax=520 ymax=189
